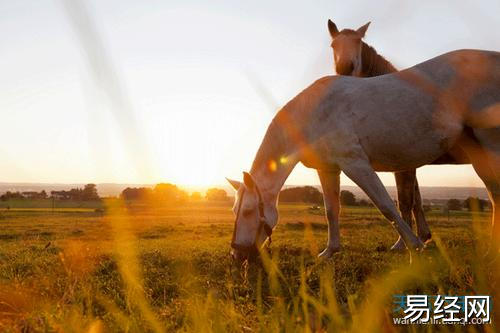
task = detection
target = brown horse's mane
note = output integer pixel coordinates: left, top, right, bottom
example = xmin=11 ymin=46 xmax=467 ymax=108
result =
xmin=360 ymin=41 xmax=397 ymax=76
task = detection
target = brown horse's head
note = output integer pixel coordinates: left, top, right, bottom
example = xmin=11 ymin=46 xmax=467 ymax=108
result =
xmin=327 ymin=19 xmax=371 ymax=76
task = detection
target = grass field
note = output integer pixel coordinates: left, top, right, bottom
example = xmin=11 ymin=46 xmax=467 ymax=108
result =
xmin=0 ymin=199 xmax=103 ymax=210
xmin=0 ymin=201 xmax=498 ymax=332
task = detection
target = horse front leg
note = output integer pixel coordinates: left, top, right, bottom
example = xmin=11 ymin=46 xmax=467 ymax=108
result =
xmin=338 ymin=157 xmax=424 ymax=259
xmin=317 ymin=169 xmax=341 ymax=258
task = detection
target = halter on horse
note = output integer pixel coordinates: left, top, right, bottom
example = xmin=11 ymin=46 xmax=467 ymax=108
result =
xmin=231 ymin=183 xmax=273 ymax=257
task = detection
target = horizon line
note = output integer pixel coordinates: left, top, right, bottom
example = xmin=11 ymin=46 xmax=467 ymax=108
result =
xmin=0 ymin=181 xmax=488 ymax=189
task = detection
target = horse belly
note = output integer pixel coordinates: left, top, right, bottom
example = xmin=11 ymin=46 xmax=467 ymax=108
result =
xmin=356 ymin=104 xmax=463 ymax=172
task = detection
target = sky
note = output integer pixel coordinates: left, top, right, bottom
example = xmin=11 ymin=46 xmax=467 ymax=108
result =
xmin=0 ymin=0 xmax=499 ymax=188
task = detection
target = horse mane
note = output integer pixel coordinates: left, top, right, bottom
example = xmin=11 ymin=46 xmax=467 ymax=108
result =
xmin=361 ymin=42 xmax=397 ymax=76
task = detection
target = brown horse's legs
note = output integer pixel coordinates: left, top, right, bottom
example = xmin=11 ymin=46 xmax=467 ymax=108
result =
xmin=317 ymin=169 xmax=342 ymax=258
xmin=391 ymin=170 xmax=416 ymax=250
xmin=395 ymin=170 xmax=415 ymax=227
xmin=469 ymin=151 xmax=500 ymax=256
xmin=413 ymin=179 xmax=432 ymax=242
xmin=472 ymin=160 xmax=499 ymax=256
xmin=462 ymin=129 xmax=500 ymax=256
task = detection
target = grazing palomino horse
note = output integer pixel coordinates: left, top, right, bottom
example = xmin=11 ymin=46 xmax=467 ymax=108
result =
xmin=327 ymin=19 xmax=431 ymax=251
xmin=228 ymin=49 xmax=500 ymax=261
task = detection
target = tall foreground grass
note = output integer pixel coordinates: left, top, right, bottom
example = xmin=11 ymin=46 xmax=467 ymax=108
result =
xmin=0 ymin=202 xmax=498 ymax=332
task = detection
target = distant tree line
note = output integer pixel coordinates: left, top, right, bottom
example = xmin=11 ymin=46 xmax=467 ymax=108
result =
xmin=1 ymin=184 xmax=99 ymax=201
xmin=120 ymin=184 xmax=229 ymax=203
xmin=121 ymin=183 xmax=188 ymax=203
xmin=1 ymin=190 xmax=47 ymax=201
xmin=447 ymin=196 xmax=490 ymax=211
xmin=50 ymin=184 xmax=100 ymax=201
xmin=279 ymin=186 xmax=323 ymax=204
xmin=278 ymin=187 xmax=372 ymax=206
xmin=205 ymin=188 xmax=229 ymax=201
xmin=339 ymin=190 xmax=371 ymax=206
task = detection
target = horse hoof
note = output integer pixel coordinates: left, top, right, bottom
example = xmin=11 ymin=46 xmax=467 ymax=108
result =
xmin=390 ymin=239 xmax=406 ymax=251
xmin=419 ymin=232 xmax=432 ymax=244
xmin=318 ymin=246 xmax=340 ymax=258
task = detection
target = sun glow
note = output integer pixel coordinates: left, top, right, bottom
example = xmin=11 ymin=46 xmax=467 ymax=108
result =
xmin=142 ymin=88 xmax=269 ymax=187
xmin=0 ymin=1 xmax=494 ymax=188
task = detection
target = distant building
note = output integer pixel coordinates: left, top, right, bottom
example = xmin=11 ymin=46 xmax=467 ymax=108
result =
xmin=22 ymin=191 xmax=39 ymax=199
xmin=51 ymin=191 xmax=70 ymax=200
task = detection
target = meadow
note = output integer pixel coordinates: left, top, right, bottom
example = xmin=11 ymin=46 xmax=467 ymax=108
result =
xmin=0 ymin=201 xmax=498 ymax=332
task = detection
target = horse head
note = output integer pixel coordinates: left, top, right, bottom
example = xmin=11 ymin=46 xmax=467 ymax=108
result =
xmin=227 ymin=172 xmax=276 ymax=261
xmin=328 ymin=19 xmax=371 ymax=76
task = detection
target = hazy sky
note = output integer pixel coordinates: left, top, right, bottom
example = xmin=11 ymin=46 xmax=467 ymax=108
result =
xmin=1 ymin=0 xmax=499 ymax=187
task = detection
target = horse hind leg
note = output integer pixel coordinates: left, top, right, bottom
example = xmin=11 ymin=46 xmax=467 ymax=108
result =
xmin=391 ymin=170 xmax=417 ymax=251
xmin=466 ymin=128 xmax=500 ymax=256
xmin=413 ymin=179 xmax=432 ymax=243
xmin=472 ymin=162 xmax=500 ymax=256
xmin=392 ymin=173 xmax=433 ymax=251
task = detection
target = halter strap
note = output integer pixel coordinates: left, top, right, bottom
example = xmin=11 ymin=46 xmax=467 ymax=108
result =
xmin=231 ymin=184 xmax=273 ymax=253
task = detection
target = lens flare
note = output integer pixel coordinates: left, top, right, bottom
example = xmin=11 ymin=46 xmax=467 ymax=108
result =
xmin=268 ymin=160 xmax=277 ymax=172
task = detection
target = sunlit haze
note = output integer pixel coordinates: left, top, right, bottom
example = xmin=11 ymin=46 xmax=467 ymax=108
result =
xmin=1 ymin=0 xmax=499 ymax=188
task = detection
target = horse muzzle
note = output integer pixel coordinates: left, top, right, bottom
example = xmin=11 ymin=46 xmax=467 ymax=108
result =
xmin=231 ymin=242 xmax=259 ymax=261
xmin=336 ymin=62 xmax=355 ymax=76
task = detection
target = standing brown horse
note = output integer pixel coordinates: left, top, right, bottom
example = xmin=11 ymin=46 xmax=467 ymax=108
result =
xmin=327 ymin=19 xmax=432 ymax=250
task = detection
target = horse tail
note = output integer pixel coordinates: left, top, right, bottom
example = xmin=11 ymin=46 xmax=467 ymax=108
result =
xmin=465 ymin=103 xmax=500 ymax=129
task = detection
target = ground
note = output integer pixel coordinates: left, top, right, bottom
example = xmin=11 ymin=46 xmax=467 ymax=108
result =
xmin=0 ymin=201 xmax=498 ymax=332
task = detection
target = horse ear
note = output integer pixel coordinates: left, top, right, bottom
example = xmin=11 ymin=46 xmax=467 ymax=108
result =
xmin=328 ymin=19 xmax=339 ymax=38
xmin=226 ymin=178 xmax=242 ymax=191
xmin=242 ymin=172 xmax=255 ymax=190
xmin=356 ymin=21 xmax=371 ymax=37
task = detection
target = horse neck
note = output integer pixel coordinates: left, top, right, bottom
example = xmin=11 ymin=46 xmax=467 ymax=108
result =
xmin=360 ymin=42 xmax=397 ymax=77
xmin=249 ymin=121 xmax=298 ymax=203
xmin=249 ymin=76 xmax=333 ymax=203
